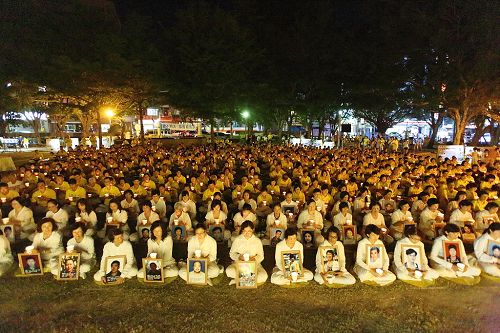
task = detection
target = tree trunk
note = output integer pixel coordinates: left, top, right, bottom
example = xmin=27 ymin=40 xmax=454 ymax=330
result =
xmin=97 ymin=109 xmax=103 ymax=148
xmin=426 ymin=112 xmax=444 ymax=148
xmin=490 ymin=123 xmax=500 ymax=145
xmin=453 ymin=116 xmax=467 ymax=145
xmin=31 ymin=118 xmax=41 ymax=141
xmin=138 ymin=106 xmax=145 ymax=143
xmin=470 ymin=125 xmax=489 ymax=146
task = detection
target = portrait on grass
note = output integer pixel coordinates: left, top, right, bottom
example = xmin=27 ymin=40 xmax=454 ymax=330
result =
xmin=187 ymin=258 xmax=208 ymax=285
xmin=401 ymin=244 xmax=424 ymax=271
xmin=104 ymin=255 xmax=126 ymax=284
xmin=236 ymin=261 xmax=257 ymax=289
xmin=301 ymin=230 xmax=315 ymax=248
xmin=281 ymin=250 xmax=303 ymax=279
xmin=57 ymin=253 xmax=80 ymax=281
xmin=342 ymin=225 xmax=357 ymax=244
xmin=172 ymin=225 xmax=186 ymax=242
xmin=366 ymin=244 xmax=384 ymax=269
xmin=209 ymin=225 xmax=225 ymax=243
xmin=486 ymin=240 xmax=500 ymax=259
xmin=460 ymin=223 xmax=476 ymax=243
xmin=269 ymin=227 xmax=285 ymax=247
xmin=443 ymin=241 xmax=461 ymax=264
xmin=18 ymin=253 xmax=43 ymax=276
xmin=138 ymin=225 xmax=151 ymax=241
xmin=0 ymin=224 xmax=15 ymax=242
xmin=143 ymin=258 xmax=164 ymax=283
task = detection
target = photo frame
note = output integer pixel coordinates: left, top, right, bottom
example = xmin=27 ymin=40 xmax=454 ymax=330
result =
xmin=57 ymin=253 xmax=81 ymax=281
xmin=403 ymin=222 xmax=417 ymax=236
xmin=236 ymin=261 xmax=257 ymax=289
xmin=0 ymin=224 xmax=15 ymax=242
xmin=142 ymin=258 xmax=164 ymax=283
xmin=460 ymin=223 xmax=476 ymax=243
xmin=269 ymin=227 xmax=285 ymax=247
xmin=301 ymin=229 xmax=315 ymax=248
xmin=400 ymin=244 xmax=424 ymax=271
xmin=486 ymin=240 xmax=500 ymax=259
xmin=104 ymin=255 xmax=126 ymax=284
xmin=342 ymin=225 xmax=357 ymax=245
xmin=187 ymin=258 xmax=208 ymax=285
xmin=105 ymin=223 xmax=120 ymax=236
xmin=365 ymin=244 xmax=384 ymax=269
xmin=433 ymin=222 xmax=446 ymax=238
xmin=172 ymin=225 xmax=187 ymax=242
xmin=282 ymin=205 xmax=296 ymax=215
xmin=18 ymin=253 xmax=43 ymax=276
xmin=319 ymin=245 xmax=340 ymax=275
xmin=209 ymin=225 xmax=225 ymax=243
xmin=138 ymin=225 xmax=151 ymax=241
xmin=443 ymin=241 xmax=462 ymax=264
xmin=281 ymin=250 xmax=303 ymax=279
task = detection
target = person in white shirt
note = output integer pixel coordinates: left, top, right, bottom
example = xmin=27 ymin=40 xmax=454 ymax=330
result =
xmin=314 ymin=226 xmax=356 ymax=286
xmin=226 ymin=220 xmax=268 ymax=285
xmin=94 ymin=228 xmax=137 ymax=283
xmin=137 ymin=221 xmax=178 ymax=279
xmin=169 ymin=202 xmax=192 ymax=234
xmin=418 ymin=198 xmax=444 ymax=240
xmin=150 ymin=190 xmax=167 ymax=222
xmin=363 ymin=202 xmax=393 ymax=244
xmin=121 ymin=190 xmax=140 ymax=218
xmin=237 ymin=191 xmax=257 ymax=212
xmin=354 ymin=224 xmax=396 ymax=286
xmin=67 ymin=223 xmax=95 ymax=279
xmin=130 ymin=201 xmax=160 ymax=242
xmin=179 ymin=223 xmax=223 ymax=284
xmin=429 ymin=223 xmax=480 ymax=278
xmin=232 ymin=203 xmax=257 ymax=240
xmin=204 ymin=199 xmax=230 ymax=241
xmin=75 ymin=199 xmax=98 ymax=237
xmin=262 ymin=203 xmax=288 ymax=246
xmin=31 ymin=217 xmax=64 ymax=275
xmin=271 ymin=227 xmax=313 ymax=285
xmin=178 ymin=190 xmax=197 ymax=221
xmin=393 ymin=225 xmax=439 ymax=282
xmin=98 ymin=199 xmax=130 ymax=240
xmin=473 ymin=222 xmax=500 ymax=277
xmin=475 ymin=202 xmax=499 ymax=230
xmin=449 ymin=200 xmax=474 ymax=228
xmin=45 ymin=199 xmax=69 ymax=236
xmin=0 ymin=233 xmax=14 ymax=276
xmin=297 ymin=200 xmax=324 ymax=246
xmin=390 ymin=200 xmax=413 ymax=241
xmin=8 ymin=197 xmax=36 ymax=241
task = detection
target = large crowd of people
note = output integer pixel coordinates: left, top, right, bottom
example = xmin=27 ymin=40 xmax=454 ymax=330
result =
xmin=0 ymin=140 xmax=499 ymax=286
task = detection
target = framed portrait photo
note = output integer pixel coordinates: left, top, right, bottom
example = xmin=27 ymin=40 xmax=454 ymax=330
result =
xmin=460 ymin=223 xmax=476 ymax=243
xmin=236 ymin=261 xmax=257 ymax=289
xmin=342 ymin=225 xmax=357 ymax=245
xmin=282 ymin=205 xmax=296 ymax=215
xmin=403 ymin=222 xmax=417 ymax=236
xmin=365 ymin=244 xmax=385 ymax=269
xmin=137 ymin=225 xmax=151 ymax=241
xmin=105 ymin=223 xmax=120 ymax=236
xmin=57 ymin=253 xmax=80 ymax=281
xmin=104 ymin=255 xmax=126 ymax=285
xmin=400 ymin=244 xmax=424 ymax=271
xmin=0 ymin=224 xmax=15 ymax=243
xmin=209 ymin=225 xmax=225 ymax=243
xmin=269 ymin=227 xmax=285 ymax=247
xmin=443 ymin=241 xmax=462 ymax=264
xmin=172 ymin=225 xmax=187 ymax=242
xmin=433 ymin=222 xmax=446 ymax=238
xmin=187 ymin=258 xmax=208 ymax=285
xmin=319 ymin=245 xmax=340 ymax=275
xmin=18 ymin=253 xmax=43 ymax=276
xmin=301 ymin=229 xmax=315 ymax=248
xmin=486 ymin=240 xmax=500 ymax=259
xmin=142 ymin=258 xmax=164 ymax=283
xmin=281 ymin=250 xmax=303 ymax=279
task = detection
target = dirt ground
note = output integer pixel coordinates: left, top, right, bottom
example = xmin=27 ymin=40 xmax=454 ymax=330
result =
xmin=0 ymin=270 xmax=498 ymax=333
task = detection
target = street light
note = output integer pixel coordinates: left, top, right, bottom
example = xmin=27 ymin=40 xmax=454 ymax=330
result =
xmin=241 ymin=110 xmax=250 ymax=141
xmin=105 ymin=108 xmax=115 ymax=119
xmin=241 ymin=110 xmax=249 ymax=119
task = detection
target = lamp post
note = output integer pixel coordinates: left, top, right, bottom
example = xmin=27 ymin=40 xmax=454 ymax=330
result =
xmin=241 ymin=110 xmax=250 ymax=141
xmin=104 ymin=108 xmax=114 ymax=147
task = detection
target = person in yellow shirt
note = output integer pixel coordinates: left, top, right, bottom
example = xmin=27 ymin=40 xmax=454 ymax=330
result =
xmin=99 ymin=177 xmax=122 ymax=199
xmin=141 ymin=174 xmax=156 ymax=190
xmin=130 ymin=179 xmax=147 ymax=197
xmin=240 ymin=177 xmax=255 ymax=193
xmin=473 ymin=190 xmax=490 ymax=213
xmin=0 ymin=182 xmax=19 ymax=202
xmin=65 ymin=179 xmax=87 ymax=204
xmin=51 ymin=175 xmax=70 ymax=192
xmin=31 ymin=181 xmax=57 ymax=207
xmin=202 ymin=181 xmax=217 ymax=202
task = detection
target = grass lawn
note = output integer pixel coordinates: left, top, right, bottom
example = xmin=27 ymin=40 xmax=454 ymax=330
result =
xmin=0 ymin=269 xmax=498 ymax=333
